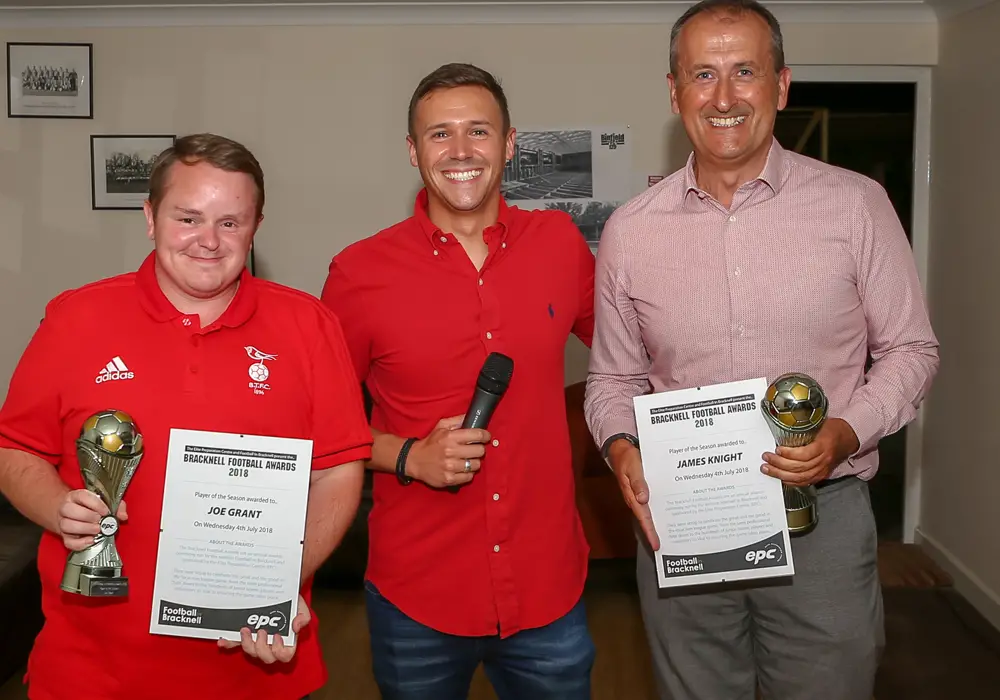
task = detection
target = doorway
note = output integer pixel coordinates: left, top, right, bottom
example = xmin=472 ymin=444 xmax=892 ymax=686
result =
xmin=773 ymin=79 xmax=918 ymax=542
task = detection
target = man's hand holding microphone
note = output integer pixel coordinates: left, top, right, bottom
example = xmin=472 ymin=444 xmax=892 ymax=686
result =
xmin=398 ymin=351 xmax=513 ymax=491
xmin=401 ymin=416 xmax=491 ymax=489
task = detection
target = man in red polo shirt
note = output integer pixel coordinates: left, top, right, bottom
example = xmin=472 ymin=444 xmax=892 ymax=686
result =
xmin=320 ymin=63 xmax=597 ymax=698
xmin=0 ymin=133 xmax=372 ymax=700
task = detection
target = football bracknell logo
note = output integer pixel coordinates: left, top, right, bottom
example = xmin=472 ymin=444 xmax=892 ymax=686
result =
xmin=95 ymin=356 xmax=134 ymax=384
xmin=245 ymin=346 xmax=277 ymax=395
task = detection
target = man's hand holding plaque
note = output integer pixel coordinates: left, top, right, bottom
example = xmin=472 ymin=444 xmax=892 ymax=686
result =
xmin=216 ymin=593 xmax=312 ymax=664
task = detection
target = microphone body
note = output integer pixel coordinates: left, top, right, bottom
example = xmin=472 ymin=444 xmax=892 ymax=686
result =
xmin=462 ymin=386 xmax=503 ymax=430
xmin=448 ymin=352 xmax=514 ymax=492
xmin=463 ymin=352 xmax=515 ymax=430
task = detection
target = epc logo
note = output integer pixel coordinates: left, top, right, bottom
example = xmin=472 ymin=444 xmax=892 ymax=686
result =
xmin=246 ymin=610 xmax=288 ymax=634
xmin=745 ymin=542 xmax=783 ymax=566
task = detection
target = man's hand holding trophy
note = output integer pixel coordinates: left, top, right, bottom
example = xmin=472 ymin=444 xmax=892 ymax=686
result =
xmin=759 ymin=373 xmax=861 ymax=535
xmin=60 ymin=409 xmax=143 ymax=597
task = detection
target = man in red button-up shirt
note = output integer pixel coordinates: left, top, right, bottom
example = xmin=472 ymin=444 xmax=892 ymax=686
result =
xmin=0 ymin=133 xmax=372 ymax=700
xmin=321 ymin=63 xmax=597 ymax=698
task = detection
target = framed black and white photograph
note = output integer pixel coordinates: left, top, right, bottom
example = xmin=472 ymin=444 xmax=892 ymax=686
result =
xmin=501 ymin=130 xmax=594 ymax=200
xmin=7 ymin=42 xmax=93 ymax=119
xmin=91 ymin=134 xmax=176 ymax=210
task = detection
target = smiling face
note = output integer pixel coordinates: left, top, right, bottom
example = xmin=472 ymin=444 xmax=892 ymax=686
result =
xmin=668 ymin=8 xmax=790 ymax=171
xmin=407 ymin=84 xmax=515 ymax=218
xmin=143 ymin=159 xmax=260 ymax=307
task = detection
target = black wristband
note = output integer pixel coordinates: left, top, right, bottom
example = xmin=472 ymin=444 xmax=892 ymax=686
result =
xmin=601 ymin=432 xmax=640 ymax=460
xmin=396 ymin=437 xmax=418 ymax=485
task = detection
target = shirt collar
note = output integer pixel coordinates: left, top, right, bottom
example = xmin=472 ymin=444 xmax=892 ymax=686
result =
xmin=135 ymin=251 xmax=258 ymax=329
xmin=412 ymin=187 xmax=512 ymax=246
xmin=683 ymin=136 xmax=786 ymax=205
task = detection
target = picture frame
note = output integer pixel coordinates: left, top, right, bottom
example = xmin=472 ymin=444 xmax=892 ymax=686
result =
xmin=7 ymin=42 xmax=93 ymax=119
xmin=91 ymin=134 xmax=176 ymax=210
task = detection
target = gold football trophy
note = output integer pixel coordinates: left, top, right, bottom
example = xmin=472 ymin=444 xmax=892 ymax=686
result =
xmin=760 ymin=374 xmax=828 ymax=536
xmin=60 ymin=410 xmax=144 ymax=597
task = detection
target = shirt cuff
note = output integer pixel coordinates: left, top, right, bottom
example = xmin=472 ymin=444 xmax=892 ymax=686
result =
xmin=594 ymin=415 xmax=639 ymax=459
xmin=837 ymin=399 xmax=884 ymax=458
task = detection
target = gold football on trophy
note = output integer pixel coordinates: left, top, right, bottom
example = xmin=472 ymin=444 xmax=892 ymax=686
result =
xmin=80 ymin=410 xmax=144 ymax=456
xmin=762 ymin=373 xmax=827 ymax=434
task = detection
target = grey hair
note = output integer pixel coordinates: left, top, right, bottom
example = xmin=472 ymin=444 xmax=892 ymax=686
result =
xmin=669 ymin=0 xmax=785 ymax=75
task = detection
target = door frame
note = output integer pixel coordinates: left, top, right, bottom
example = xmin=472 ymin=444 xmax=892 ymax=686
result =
xmin=785 ymin=64 xmax=932 ymax=545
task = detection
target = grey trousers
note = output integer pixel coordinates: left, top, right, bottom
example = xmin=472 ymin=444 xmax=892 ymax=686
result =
xmin=636 ymin=477 xmax=884 ymax=700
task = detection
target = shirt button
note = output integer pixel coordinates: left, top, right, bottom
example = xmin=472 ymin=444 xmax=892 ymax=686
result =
xmin=493 ymin=493 xmax=499 ymax=501
xmin=492 ymin=439 xmax=499 ymax=447
xmin=729 ymin=215 xmax=736 ymax=222
xmin=439 ymin=236 xmax=447 ymax=243
xmin=493 ymin=545 xmax=500 ymax=553
xmin=479 ymin=279 xmax=483 ymax=286
xmin=433 ymin=250 xmax=439 ymax=256
xmin=734 ymin=268 xmax=741 ymax=277
xmin=486 ymin=331 xmax=492 ymax=340
xmin=501 ymin=242 xmax=506 ymax=248
xmin=182 ymin=318 xmax=192 ymax=327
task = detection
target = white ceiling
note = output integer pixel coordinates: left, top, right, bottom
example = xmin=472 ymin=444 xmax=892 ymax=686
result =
xmin=0 ymin=0 xmax=993 ymax=26
xmin=0 ymin=0 xmax=990 ymax=13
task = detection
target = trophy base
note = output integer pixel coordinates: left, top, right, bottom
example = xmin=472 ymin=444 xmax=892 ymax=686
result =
xmin=61 ymin=562 xmax=129 ymax=597
xmin=784 ymin=485 xmax=818 ymax=536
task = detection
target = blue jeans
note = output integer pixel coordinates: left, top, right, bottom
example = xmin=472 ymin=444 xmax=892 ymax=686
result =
xmin=364 ymin=580 xmax=595 ymax=700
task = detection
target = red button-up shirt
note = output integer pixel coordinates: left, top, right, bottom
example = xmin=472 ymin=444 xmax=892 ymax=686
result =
xmin=321 ymin=190 xmax=595 ymax=638
xmin=0 ymin=253 xmax=372 ymax=700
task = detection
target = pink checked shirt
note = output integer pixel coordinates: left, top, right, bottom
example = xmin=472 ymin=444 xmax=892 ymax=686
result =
xmin=584 ymin=138 xmax=939 ymax=480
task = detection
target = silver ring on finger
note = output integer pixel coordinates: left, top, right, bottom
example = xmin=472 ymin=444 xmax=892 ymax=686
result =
xmin=464 ymin=459 xmax=472 ymax=473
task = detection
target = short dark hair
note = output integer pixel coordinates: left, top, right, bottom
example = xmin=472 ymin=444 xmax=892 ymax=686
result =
xmin=407 ymin=63 xmax=511 ymax=138
xmin=669 ymin=0 xmax=785 ymax=76
xmin=148 ymin=133 xmax=265 ymax=219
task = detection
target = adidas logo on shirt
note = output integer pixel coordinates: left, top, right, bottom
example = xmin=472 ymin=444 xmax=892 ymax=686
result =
xmin=95 ymin=356 xmax=134 ymax=384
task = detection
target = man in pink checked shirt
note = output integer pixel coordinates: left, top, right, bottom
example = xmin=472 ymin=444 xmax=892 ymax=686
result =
xmin=584 ymin=1 xmax=940 ymax=699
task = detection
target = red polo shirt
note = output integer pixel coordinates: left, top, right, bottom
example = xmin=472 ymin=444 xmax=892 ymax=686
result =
xmin=320 ymin=190 xmax=595 ymax=638
xmin=0 ymin=253 xmax=372 ymax=700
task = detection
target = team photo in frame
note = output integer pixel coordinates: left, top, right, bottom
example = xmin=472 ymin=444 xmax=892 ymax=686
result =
xmin=91 ymin=134 xmax=176 ymax=210
xmin=7 ymin=42 xmax=93 ymax=119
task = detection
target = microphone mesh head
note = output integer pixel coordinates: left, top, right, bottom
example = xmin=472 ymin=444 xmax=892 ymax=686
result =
xmin=478 ymin=352 xmax=514 ymax=395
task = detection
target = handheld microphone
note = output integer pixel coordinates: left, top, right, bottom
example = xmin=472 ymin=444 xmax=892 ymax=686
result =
xmin=448 ymin=352 xmax=514 ymax=492
xmin=462 ymin=352 xmax=515 ymax=430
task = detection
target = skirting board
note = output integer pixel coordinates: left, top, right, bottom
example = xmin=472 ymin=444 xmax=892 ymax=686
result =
xmin=916 ymin=527 xmax=1000 ymax=632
